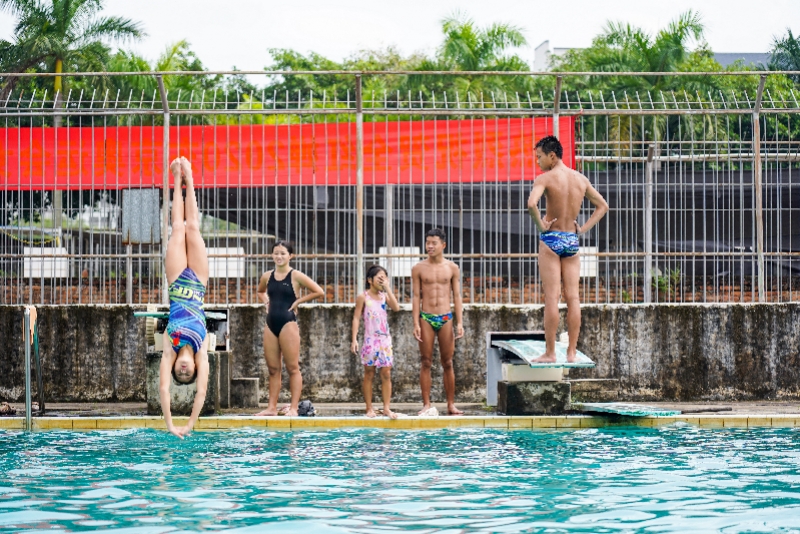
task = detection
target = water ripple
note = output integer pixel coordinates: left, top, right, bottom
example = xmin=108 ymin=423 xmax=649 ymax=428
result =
xmin=2 ymin=426 xmax=800 ymax=531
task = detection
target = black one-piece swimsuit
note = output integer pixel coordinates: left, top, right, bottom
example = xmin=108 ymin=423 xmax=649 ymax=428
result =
xmin=266 ymin=269 xmax=298 ymax=337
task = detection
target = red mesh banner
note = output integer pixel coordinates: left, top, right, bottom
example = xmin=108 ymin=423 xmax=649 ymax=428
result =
xmin=1 ymin=117 xmax=574 ymax=189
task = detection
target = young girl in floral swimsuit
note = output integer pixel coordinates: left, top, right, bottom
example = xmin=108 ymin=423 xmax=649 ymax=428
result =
xmin=351 ymin=265 xmax=400 ymax=418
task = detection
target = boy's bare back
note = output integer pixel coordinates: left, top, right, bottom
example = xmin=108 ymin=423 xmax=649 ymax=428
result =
xmin=533 ymin=166 xmax=594 ymax=233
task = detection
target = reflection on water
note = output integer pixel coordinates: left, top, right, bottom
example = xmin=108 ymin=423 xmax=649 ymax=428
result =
xmin=1 ymin=426 xmax=800 ymax=531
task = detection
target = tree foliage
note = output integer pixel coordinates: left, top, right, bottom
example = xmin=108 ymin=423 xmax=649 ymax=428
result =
xmin=769 ymin=28 xmax=800 ymax=83
xmin=410 ymin=11 xmax=534 ymax=101
xmin=551 ymin=10 xmax=723 ymax=94
xmin=0 ymin=0 xmax=144 ymax=97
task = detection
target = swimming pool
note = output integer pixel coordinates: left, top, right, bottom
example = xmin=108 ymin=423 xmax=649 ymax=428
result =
xmin=2 ymin=426 xmax=800 ymax=532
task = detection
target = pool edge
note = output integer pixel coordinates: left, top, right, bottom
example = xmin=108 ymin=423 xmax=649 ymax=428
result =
xmin=1 ymin=414 xmax=798 ymax=431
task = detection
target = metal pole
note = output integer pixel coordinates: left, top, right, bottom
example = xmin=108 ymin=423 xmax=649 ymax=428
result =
xmin=553 ymin=75 xmax=563 ymax=138
xmin=126 ymin=243 xmax=133 ymax=305
xmin=157 ymin=76 xmax=170 ymax=306
xmin=644 ymin=145 xmax=655 ymax=303
xmin=24 ymin=308 xmax=31 ymax=431
xmin=753 ymin=75 xmax=766 ymax=303
xmin=355 ymin=75 xmax=365 ymax=291
xmin=386 ymin=183 xmax=393 ymax=273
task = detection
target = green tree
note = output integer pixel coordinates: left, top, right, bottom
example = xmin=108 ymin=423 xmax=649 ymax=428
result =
xmin=0 ymin=0 xmax=144 ymax=98
xmin=263 ymin=46 xmax=425 ymax=107
xmin=553 ymin=10 xmax=716 ymax=93
xmin=105 ymin=40 xmax=219 ymax=101
xmin=769 ymin=28 xmax=800 ymax=83
xmin=412 ymin=11 xmax=533 ymax=100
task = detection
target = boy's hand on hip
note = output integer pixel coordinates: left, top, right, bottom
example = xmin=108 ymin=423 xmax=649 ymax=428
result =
xmin=540 ymin=216 xmax=557 ymax=231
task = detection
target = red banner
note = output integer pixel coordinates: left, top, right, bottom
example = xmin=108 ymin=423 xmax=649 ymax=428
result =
xmin=1 ymin=117 xmax=574 ymax=189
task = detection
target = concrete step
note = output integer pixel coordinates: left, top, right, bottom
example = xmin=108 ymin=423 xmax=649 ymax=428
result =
xmin=230 ymin=378 xmax=259 ymax=409
xmin=568 ymin=379 xmax=621 ymax=402
xmin=497 ymin=381 xmax=571 ymax=415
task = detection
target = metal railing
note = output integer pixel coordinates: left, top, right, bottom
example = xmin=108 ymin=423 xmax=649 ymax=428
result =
xmin=2 ymin=71 xmax=799 ymax=305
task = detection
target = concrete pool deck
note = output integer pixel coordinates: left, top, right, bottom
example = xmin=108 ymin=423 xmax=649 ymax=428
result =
xmin=2 ymin=402 xmax=800 ymax=430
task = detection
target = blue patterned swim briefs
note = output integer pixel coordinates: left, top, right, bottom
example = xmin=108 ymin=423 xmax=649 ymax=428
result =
xmin=540 ymin=231 xmax=579 ymax=258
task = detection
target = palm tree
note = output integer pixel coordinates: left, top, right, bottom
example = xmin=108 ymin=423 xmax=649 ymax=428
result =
xmin=769 ymin=29 xmax=800 ymax=83
xmin=0 ymin=0 xmax=144 ymax=99
xmin=106 ymin=40 xmax=218 ymax=100
xmin=554 ymin=10 xmax=709 ymax=92
xmin=411 ymin=12 xmax=531 ymax=101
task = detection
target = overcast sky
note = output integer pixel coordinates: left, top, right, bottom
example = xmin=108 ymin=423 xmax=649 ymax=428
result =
xmin=1 ymin=0 xmax=798 ymax=72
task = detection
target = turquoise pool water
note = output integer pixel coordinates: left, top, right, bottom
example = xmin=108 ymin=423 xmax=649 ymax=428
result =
xmin=2 ymin=426 xmax=800 ymax=532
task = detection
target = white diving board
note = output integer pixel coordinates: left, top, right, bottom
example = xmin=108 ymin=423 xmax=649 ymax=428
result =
xmin=491 ymin=339 xmax=596 ymax=368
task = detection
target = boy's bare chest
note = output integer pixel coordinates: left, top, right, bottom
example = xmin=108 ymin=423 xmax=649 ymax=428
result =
xmin=420 ymin=267 xmax=452 ymax=286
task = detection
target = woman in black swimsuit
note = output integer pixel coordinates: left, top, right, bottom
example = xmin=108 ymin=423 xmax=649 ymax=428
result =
xmin=256 ymin=241 xmax=324 ymax=416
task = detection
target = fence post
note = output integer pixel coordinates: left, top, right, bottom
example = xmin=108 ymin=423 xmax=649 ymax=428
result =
xmin=753 ymin=75 xmax=766 ymax=303
xmin=644 ymin=145 xmax=655 ymax=303
xmin=157 ymin=76 xmax=170 ymax=306
xmin=355 ymin=74 xmax=365 ymax=291
xmin=385 ymin=183 xmax=393 ymax=269
xmin=126 ymin=244 xmax=133 ymax=305
xmin=24 ymin=307 xmax=31 ymax=431
xmin=553 ymin=75 xmax=563 ymax=138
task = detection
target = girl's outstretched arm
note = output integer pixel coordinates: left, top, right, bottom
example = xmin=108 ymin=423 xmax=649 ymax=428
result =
xmin=159 ymin=334 xmax=182 ymax=438
xmin=178 ymin=339 xmax=209 ymax=437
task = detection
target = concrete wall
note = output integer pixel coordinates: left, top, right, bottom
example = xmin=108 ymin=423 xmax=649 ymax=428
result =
xmin=1 ymin=303 xmax=798 ymax=403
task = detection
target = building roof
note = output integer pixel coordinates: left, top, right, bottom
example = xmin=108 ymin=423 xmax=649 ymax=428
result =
xmin=714 ymin=53 xmax=771 ymax=68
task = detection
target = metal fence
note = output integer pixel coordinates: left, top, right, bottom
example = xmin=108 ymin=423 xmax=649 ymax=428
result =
xmin=1 ymin=71 xmax=799 ymax=305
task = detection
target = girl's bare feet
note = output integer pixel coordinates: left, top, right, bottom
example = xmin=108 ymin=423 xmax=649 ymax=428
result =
xmin=383 ymin=408 xmax=398 ymax=420
xmin=365 ymin=409 xmax=377 ymax=418
xmin=179 ymin=157 xmax=193 ymax=186
xmin=170 ymin=158 xmax=183 ymax=186
xmin=254 ymin=408 xmax=278 ymax=417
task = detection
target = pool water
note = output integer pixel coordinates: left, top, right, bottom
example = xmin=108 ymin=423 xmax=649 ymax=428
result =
xmin=2 ymin=426 xmax=800 ymax=532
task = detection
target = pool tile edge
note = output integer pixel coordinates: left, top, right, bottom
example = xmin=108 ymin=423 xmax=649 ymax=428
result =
xmin=2 ymin=414 xmax=798 ymax=431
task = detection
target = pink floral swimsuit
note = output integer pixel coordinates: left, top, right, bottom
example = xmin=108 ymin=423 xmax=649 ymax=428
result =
xmin=360 ymin=291 xmax=394 ymax=368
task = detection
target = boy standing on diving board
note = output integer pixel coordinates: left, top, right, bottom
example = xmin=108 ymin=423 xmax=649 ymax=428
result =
xmin=527 ymin=135 xmax=608 ymax=363
xmin=412 ymin=228 xmax=464 ymax=416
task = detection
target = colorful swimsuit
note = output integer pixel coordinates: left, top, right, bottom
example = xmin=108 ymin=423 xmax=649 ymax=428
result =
xmin=540 ymin=230 xmax=580 ymax=258
xmin=420 ymin=311 xmax=453 ymax=332
xmin=360 ymin=291 xmax=393 ymax=368
xmin=166 ymin=267 xmax=207 ymax=354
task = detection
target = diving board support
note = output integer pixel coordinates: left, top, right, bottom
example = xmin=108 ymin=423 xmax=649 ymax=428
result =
xmin=487 ymin=332 xmax=598 ymax=415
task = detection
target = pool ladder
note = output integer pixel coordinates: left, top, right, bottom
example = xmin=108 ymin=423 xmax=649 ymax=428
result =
xmin=23 ymin=307 xmax=45 ymax=431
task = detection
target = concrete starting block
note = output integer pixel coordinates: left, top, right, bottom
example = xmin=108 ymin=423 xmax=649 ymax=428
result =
xmin=487 ymin=331 xmax=596 ymax=415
